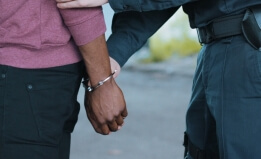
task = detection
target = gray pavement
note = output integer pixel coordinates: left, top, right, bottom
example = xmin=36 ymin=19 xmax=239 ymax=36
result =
xmin=70 ymin=55 xmax=197 ymax=159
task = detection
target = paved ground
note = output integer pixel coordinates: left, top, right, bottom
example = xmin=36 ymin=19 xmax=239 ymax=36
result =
xmin=70 ymin=55 xmax=197 ymax=159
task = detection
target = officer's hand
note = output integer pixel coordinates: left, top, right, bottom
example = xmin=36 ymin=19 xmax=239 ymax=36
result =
xmin=84 ymin=77 xmax=128 ymax=135
xmin=110 ymin=57 xmax=121 ymax=78
xmin=56 ymin=0 xmax=108 ymax=9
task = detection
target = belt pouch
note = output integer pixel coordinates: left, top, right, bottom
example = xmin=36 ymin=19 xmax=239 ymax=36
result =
xmin=242 ymin=5 xmax=261 ymax=50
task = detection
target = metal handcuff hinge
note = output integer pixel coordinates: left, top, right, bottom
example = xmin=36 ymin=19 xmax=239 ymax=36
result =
xmin=82 ymin=70 xmax=117 ymax=92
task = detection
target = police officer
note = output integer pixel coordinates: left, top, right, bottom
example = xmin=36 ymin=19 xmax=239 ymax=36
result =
xmin=57 ymin=0 xmax=261 ymax=158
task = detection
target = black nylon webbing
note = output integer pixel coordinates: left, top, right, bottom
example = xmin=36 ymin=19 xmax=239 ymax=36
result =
xmin=197 ymin=13 xmax=244 ymax=44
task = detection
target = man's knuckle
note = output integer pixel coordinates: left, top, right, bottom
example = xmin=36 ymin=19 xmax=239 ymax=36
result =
xmin=96 ymin=118 xmax=105 ymax=124
xmin=104 ymin=114 xmax=113 ymax=122
xmin=113 ymin=110 xmax=121 ymax=116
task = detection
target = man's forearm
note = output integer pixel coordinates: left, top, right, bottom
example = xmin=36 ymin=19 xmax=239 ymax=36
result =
xmin=79 ymin=34 xmax=111 ymax=85
xmin=78 ymin=33 xmax=128 ymax=135
xmin=57 ymin=3 xmax=127 ymax=135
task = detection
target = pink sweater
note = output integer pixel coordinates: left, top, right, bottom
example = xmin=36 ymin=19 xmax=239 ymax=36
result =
xmin=0 ymin=0 xmax=106 ymax=68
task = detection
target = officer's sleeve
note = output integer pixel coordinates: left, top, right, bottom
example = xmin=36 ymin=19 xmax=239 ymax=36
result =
xmin=108 ymin=0 xmax=195 ymax=13
xmin=107 ymin=7 xmax=179 ymax=67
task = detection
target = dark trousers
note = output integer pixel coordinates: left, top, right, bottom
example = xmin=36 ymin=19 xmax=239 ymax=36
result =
xmin=0 ymin=62 xmax=84 ymax=159
xmin=186 ymin=34 xmax=261 ymax=159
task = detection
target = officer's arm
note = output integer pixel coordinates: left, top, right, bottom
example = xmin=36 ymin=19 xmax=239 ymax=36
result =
xmin=107 ymin=7 xmax=179 ymax=67
xmin=56 ymin=0 xmax=193 ymax=12
xmin=108 ymin=0 xmax=193 ymax=13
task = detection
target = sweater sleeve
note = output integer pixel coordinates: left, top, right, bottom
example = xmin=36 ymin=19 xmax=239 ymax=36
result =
xmin=59 ymin=7 xmax=106 ymax=46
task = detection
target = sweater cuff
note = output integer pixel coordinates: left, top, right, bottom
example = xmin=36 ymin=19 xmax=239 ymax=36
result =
xmin=67 ymin=11 xmax=106 ymax=46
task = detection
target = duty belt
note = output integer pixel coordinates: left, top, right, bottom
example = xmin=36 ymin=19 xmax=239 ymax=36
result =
xmin=197 ymin=13 xmax=245 ymax=44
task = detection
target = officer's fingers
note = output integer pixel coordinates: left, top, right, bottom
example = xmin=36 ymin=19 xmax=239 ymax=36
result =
xmin=56 ymin=0 xmax=73 ymax=2
xmin=57 ymin=1 xmax=82 ymax=9
xmin=109 ymin=57 xmax=121 ymax=78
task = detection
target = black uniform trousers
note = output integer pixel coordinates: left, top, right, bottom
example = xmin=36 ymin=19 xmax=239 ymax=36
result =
xmin=0 ymin=62 xmax=83 ymax=159
xmin=186 ymin=34 xmax=261 ymax=159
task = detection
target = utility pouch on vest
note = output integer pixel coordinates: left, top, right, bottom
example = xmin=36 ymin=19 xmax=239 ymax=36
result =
xmin=242 ymin=5 xmax=261 ymax=51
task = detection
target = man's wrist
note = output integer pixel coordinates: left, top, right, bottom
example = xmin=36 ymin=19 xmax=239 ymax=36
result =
xmin=78 ymin=34 xmax=112 ymax=85
xmin=83 ymin=70 xmax=117 ymax=92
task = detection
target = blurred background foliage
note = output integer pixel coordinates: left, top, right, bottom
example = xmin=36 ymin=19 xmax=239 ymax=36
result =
xmin=141 ymin=9 xmax=201 ymax=63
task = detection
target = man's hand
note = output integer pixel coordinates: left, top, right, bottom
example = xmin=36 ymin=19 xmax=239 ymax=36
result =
xmin=56 ymin=0 xmax=108 ymax=9
xmin=85 ymin=77 xmax=127 ymax=135
xmin=85 ymin=57 xmax=124 ymax=135
xmin=79 ymin=35 xmax=127 ymax=135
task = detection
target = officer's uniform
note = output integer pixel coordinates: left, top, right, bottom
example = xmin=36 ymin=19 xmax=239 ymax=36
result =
xmin=107 ymin=0 xmax=261 ymax=159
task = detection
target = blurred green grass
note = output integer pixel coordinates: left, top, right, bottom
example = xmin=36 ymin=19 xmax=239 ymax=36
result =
xmin=142 ymin=9 xmax=201 ymax=63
